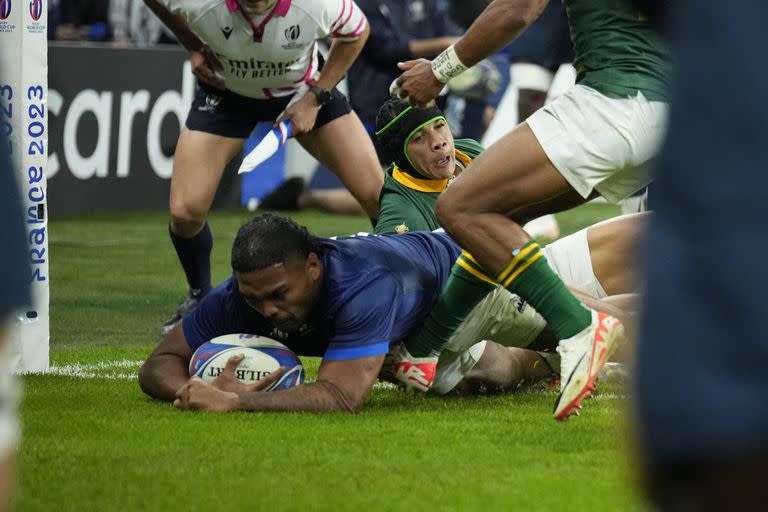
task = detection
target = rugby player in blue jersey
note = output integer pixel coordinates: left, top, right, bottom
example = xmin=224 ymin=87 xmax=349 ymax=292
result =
xmin=140 ymin=213 xmax=625 ymax=414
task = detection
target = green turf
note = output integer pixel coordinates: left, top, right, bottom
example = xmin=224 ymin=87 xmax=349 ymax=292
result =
xmin=18 ymin=204 xmax=647 ymax=511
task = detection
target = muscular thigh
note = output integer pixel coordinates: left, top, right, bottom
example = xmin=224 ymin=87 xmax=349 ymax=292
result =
xmin=297 ymin=111 xmax=383 ymax=218
xmin=169 ymin=128 xmax=244 ymax=218
xmin=442 ymin=123 xmax=577 ymax=220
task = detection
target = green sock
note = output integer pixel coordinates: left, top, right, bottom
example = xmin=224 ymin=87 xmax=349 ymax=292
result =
xmin=405 ymin=251 xmax=496 ymax=357
xmin=495 ymin=241 xmax=591 ymax=340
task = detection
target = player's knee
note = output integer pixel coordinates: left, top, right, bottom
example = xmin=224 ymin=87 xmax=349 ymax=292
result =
xmin=169 ymin=202 xmax=207 ymax=235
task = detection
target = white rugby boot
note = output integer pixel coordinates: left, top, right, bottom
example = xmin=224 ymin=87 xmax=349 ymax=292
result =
xmin=553 ymin=310 xmax=625 ymax=421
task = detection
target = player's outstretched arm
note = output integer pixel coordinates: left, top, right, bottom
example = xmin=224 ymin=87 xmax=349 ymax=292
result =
xmin=451 ymin=0 xmax=549 ymax=68
xmin=174 ymin=354 xmax=385 ymax=413
xmin=138 ymin=323 xmax=194 ymax=402
xmin=394 ymin=0 xmax=549 ymax=106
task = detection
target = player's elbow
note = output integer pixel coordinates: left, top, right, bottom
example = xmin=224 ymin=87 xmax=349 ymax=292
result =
xmin=138 ymin=358 xmax=159 ymax=397
xmin=137 ymin=355 xmax=174 ymax=401
xmin=344 ymin=395 xmax=366 ymax=413
xmin=315 ymin=380 xmax=366 ymax=413
xmin=495 ymin=0 xmax=545 ymax=32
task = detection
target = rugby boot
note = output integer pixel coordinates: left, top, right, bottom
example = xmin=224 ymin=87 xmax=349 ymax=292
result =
xmin=553 ymin=310 xmax=625 ymax=421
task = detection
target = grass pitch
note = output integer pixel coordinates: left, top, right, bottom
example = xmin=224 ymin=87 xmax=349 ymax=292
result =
xmin=18 ymin=204 xmax=645 ymax=511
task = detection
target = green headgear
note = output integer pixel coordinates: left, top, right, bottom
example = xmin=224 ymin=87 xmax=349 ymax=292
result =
xmin=375 ymin=98 xmax=445 ymax=178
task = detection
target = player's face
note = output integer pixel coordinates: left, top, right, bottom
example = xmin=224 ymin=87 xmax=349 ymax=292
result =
xmin=236 ymin=254 xmax=322 ymax=334
xmin=406 ymin=119 xmax=456 ymax=180
xmin=239 ymin=0 xmax=278 ymax=17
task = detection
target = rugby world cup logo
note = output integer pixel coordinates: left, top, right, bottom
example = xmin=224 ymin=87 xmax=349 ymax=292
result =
xmin=284 ymin=24 xmax=300 ymax=42
xmin=0 ymin=0 xmax=12 ymax=21
xmin=29 ymin=0 xmax=42 ymax=21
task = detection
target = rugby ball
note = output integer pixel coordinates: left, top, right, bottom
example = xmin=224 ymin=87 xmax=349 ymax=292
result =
xmin=189 ymin=333 xmax=304 ymax=391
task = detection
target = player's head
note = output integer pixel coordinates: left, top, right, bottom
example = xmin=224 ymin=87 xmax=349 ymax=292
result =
xmin=231 ymin=214 xmax=322 ymax=333
xmin=375 ymin=98 xmax=456 ymax=181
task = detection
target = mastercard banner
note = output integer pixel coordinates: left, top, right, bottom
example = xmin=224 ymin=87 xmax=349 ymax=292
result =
xmin=0 ymin=0 xmax=49 ymax=372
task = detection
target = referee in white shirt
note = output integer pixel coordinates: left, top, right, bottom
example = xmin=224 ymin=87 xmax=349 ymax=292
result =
xmin=144 ymin=0 xmax=384 ymax=333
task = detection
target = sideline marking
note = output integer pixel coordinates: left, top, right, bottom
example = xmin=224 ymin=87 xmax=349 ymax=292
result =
xmin=23 ymin=359 xmax=144 ymax=380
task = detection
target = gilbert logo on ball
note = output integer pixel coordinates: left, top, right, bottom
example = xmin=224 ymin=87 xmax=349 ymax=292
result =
xmin=0 ymin=0 xmax=11 ymax=21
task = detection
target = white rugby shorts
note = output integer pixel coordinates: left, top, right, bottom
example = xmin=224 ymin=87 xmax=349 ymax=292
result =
xmin=543 ymin=227 xmax=608 ymax=299
xmin=527 ymin=84 xmax=668 ymax=203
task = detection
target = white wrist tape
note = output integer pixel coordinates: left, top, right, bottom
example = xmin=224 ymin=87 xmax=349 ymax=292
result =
xmin=431 ymin=45 xmax=468 ymax=84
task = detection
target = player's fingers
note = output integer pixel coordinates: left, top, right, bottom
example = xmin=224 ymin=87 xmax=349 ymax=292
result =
xmin=223 ymin=354 xmax=245 ymax=375
xmin=174 ymin=384 xmax=191 ymax=409
xmin=250 ymin=366 xmax=287 ymax=392
xmin=389 ymin=79 xmax=407 ymax=101
xmin=396 ymin=59 xmax=418 ymax=70
xmin=174 ymin=380 xmax=190 ymax=399
xmin=410 ymin=98 xmax=436 ymax=109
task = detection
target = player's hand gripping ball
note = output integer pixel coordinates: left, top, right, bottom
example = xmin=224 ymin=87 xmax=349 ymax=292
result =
xmin=189 ymin=334 xmax=304 ymax=391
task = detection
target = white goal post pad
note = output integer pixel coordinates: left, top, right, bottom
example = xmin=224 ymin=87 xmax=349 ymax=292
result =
xmin=0 ymin=0 xmax=50 ymax=372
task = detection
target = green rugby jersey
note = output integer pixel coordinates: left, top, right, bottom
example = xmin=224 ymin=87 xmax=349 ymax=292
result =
xmin=375 ymin=138 xmax=484 ymax=235
xmin=566 ymin=0 xmax=670 ymax=101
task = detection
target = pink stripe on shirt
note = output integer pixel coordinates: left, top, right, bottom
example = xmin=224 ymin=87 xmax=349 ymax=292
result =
xmin=335 ymin=1 xmax=355 ymax=33
xmin=330 ymin=0 xmax=348 ymax=31
xmin=333 ymin=16 xmax=365 ymax=38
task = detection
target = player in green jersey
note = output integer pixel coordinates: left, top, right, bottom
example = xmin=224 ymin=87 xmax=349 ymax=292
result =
xmin=374 ymin=98 xmax=641 ymax=300
xmin=388 ymin=0 xmax=668 ymax=420
xmin=372 ymin=98 xmax=640 ymax=395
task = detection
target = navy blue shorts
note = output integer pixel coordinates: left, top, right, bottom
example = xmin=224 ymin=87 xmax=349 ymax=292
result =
xmin=185 ymin=82 xmax=352 ymax=138
xmin=507 ymin=1 xmax=573 ymax=71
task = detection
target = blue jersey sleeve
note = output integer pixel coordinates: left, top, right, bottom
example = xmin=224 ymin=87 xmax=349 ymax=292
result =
xmin=323 ymin=277 xmax=397 ymax=361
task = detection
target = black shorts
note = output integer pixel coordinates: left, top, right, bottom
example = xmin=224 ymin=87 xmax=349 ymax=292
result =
xmin=185 ymin=82 xmax=352 ymax=138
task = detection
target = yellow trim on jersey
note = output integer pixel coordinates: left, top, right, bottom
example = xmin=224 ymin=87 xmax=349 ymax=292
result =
xmin=454 ymin=148 xmax=472 ymax=169
xmin=502 ymin=250 xmax=544 ymax=288
xmin=497 ymin=243 xmax=540 ymax=284
xmin=392 ymin=147 xmax=473 ymax=193
xmin=392 ymin=166 xmax=449 ymax=193
xmin=461 ymin=250 xmax=486 ymax=270
xmin=457 ymin=251 xmax=496 ymax=284
xmin=456 ymin=258 xmax=497 ymax=286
